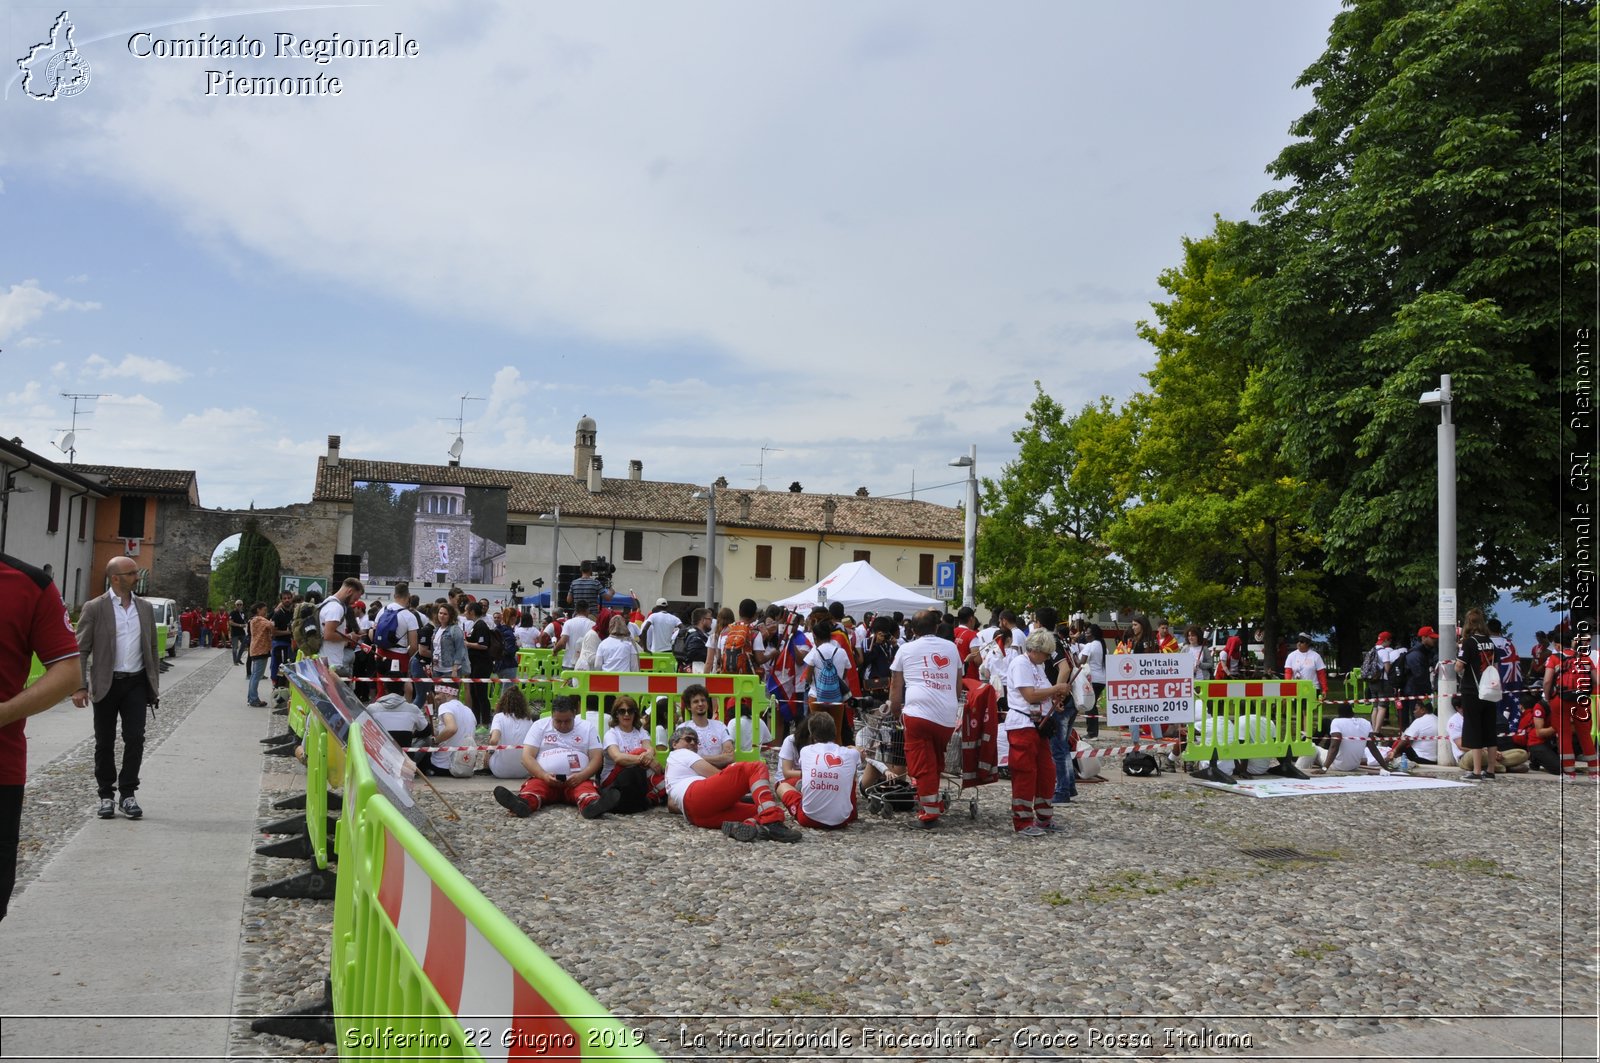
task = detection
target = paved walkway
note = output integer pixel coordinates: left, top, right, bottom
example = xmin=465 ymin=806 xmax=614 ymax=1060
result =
xmin=1 ymin=646 xmax=1595 ymax=1061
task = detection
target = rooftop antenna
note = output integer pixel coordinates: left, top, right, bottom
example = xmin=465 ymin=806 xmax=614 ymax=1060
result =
xmin=740 ymin=445 xmax=784 ymax=488
xmin=55 ymin=392 xmax=105 ymax=463
xmin=438 ymin=393 xmax=484 ymax=463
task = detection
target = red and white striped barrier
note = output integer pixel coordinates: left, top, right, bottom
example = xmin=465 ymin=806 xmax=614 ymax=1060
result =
xmin=1200 ymin=680 xmax=1307 ymax=699
xmin=376 ymin=826 xmax=582 ymax=1061
xmin=1074 ymin=739 xmax=1179 ymax=762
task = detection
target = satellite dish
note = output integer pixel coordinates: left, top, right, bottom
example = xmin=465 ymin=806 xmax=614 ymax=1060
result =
xmin=57 ymin=431 xmax=75 ymax=454
xmin=448 ymin=437 xmax=464 ymax=460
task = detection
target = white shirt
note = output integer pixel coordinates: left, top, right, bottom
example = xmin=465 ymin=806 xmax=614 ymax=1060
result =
xmin=1077 ymin=639 xmax=1106 ymax=684
xmin=1284 ymin=648 xmax=1327 ymax=682
xmin=488 ymin=713 xmax=535 ymax=779
xmin=1446 ymin=711 xmax=1465 ymax=758
xmin=561 ymin=615 xmax=596 ymax=667
xmin=725 ymin=715 xmax=772 ymax=754
xmin=601 ymin=724 xmax=654 ymax=782
xmin=514 ymin=625 xmax=541 ymax=650
xmin=111 ymin=594 xmax=145 ymax=674
xmin=1326 ymin=716 xmax=1373 ymax=771
xmin=377 ymin=602 xmax=419 ymax=652
xmin=687 ymin=717 xmax=732 ymax=760
xmin=1402 ymin=713 xmax=1439 ymax=762
xmin=664 ymin=747 xmax=706 ymax=809
xmin=803 ymin=640 xmax=850 ymax=701
xmin=643 ymin=611 xmax=679 ymax=653
xmin=778 ymin=734 xmax=800 ymax=773
xmin=1003 ymin=654 xmax=1050 ymax=731
xmin=526 ymin=716 xmax=601 ymax=776
xmin=429 ymin=699 xmax=477 ymax=771
xmin=890 ymin=636 xmax=962 ymax=728
xmin=981 ymin=644 xmax=1019 ymax=701
xmin=318 ymin=597 xmax=352 ymax=668
xmin=595 ymin=635 xmax=639 ymax=672
xmin=795 ymin=742 xmax=859 ymax=825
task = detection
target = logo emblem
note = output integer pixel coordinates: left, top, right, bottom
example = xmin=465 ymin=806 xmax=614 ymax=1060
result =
xmin=823 ymin=752 xmax=844 ymax=767
xmin=931 ymin=653 xmax=951 ymax=668
xmin=18 ymin=11 xmax=91 ymax=101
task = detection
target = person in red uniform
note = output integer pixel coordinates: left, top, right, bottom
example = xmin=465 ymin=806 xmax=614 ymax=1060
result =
xmin=1508 ymin=690 xmax=1560 ymax=775
xmin=1542 ymin=630 xmax=1597 ymax=781
xmin=0 ymin=553 xmax=83 ymax=920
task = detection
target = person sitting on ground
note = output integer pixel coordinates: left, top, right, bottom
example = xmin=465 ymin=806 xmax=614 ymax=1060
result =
xmin=367 ymin=691 xmax=429 ymax=752
xmin=681 ymin=683 xmax=734 ymax=768
xmin=662 ymin=725 xmax=800 ymax=842
xmin=422 ymin=686 xmax=480 ymax=777
xmin=1386 ymin=704 xmax=1441 ymax=769
xmin=775 ymin=712 xmax=859 ymax=830
xmin=487 ymin=686 xmax=536 ymax=780
xmin=492 ymin=695 xmax=621 ymax=819
xmin=599 ymin=696 xmax=665 ymax=812
xmin=1508 ymin=690 xmax=1560 ymax=774
xmin=856 ymin=707 xmax=909 ymax=796
xmin=1309 ymin=702 xmax=1390 ymax=774
xmin=1444 ymin=699 xmax=1530 ymax=775
xmin=595 ymin=615 xmax=640 ymax=672
xmin=724 ymin=699 xmax=773 ymax=757
xmin=778 ymin=709 xmax=817 ymax=783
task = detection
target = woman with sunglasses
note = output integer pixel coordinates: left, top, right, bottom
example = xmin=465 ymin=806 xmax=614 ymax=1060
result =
xmin=600 ymin=696 xmax=665 ymax=812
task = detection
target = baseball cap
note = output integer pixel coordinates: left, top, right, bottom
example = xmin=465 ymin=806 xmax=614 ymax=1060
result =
xmin=1418 ymin=625 xmax=1438 ymax=639
xmin=1296 ymin=632 xmax=1312 ymax=643
xmin=655 ymin=597 xmax=669 ymax=607
xmin=1377 ymin=631 xmax=1392 ymax=642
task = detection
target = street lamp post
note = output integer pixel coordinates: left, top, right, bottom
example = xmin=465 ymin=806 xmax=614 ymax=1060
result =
xmin=948 ymin=446 xmax=977 ymax=608
xmin=1421 ymin=374 xmax=1456 ymax=765
xmin=539 ymin=506 xmax=561 ymax=620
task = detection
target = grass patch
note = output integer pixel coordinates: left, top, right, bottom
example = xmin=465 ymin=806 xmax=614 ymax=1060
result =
xmin=1042 ymin=889 xmax=1072 ymax=907
xmin=1291 ymin=941 xmax=1342 ymax=958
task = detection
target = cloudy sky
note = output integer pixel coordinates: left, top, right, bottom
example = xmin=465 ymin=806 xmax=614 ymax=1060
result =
xmin=2 ymin=0 xmax=1342 ymax=519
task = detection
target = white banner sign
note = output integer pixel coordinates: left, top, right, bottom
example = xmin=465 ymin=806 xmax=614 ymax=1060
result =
xmin=1105 ymin=653 xmax=1193 ymax=727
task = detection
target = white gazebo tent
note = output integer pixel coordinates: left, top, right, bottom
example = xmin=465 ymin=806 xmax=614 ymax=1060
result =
xmin=771 ymin=561 xmax=943 ymax=617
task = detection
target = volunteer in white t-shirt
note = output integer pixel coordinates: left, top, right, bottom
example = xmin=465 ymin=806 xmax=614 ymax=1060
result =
xmin=776 ymin=712 xmax=859 ymax=829
xmin=486 ymin=686 xmax=537 ymax=780
xmin=427 ymin=690 xmax=479 ymax=777
xmin=888 ymin=610 xmax=963 ymax=829
xmin=491 ymin=695 xmax=620 ymax=819
xmin=662 ymin=725 xmax=799 ymax=842
xmin=1282 ymin=633 xmax=1330 ymax=695
xmin=1390 ymin=709 xmax=1441 ymax=766
xmin=643 ymin=602 xmax=679 ymax=654
xmin=599 ymin=696 xmax=665 ymax=811
xmin=1074 ymin=625 xmax=1107 ymax=736
xmin=554 ymin=603 xmax=596 ymax=669
xmin=1217 ymin=712 xmax=1279 ymax=777
xmin=317 ymin=578 xmax=364 ymax=671
xmin=1313 ymin=704 xmax=1389 ymax=773
xmin=373 ymin=585 xmax=421 ymax=696
xmin=594 ymin=615 xmax=640 ymax=672
xmin=1003 ymin=633 xmax=1071 ymax=837
xmin=682 ymin=684 xmax=734 ymax=768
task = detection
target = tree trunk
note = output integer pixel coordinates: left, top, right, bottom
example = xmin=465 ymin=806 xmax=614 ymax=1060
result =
xmin=1262 ymin=520 xmax=1279 ymax=676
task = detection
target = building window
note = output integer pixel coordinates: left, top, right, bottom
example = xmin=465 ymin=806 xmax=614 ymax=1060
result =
xmin=919 ymin=553 xmax=934 ymax=585
xmin=853 ymin=550 xmax=870 ymax=564
xmin=789 ymin=546 xmax=806 ymax=581
xmin=505 ymin=524 xmax=527 ymax=545
xmin=755 ymin=544 xmax=772 ymax=579
xmin=681 ymin=556 xmax=700 ymax=597
xmin=623 ymin=530 xmax=643 ymax=562
xmin=78 ymin=497 xmax=87 ymax=540
xmin=48 ymin=483 xmax=62 ymax=533
xmin=117 ymin=497 xmax=145 ymax=539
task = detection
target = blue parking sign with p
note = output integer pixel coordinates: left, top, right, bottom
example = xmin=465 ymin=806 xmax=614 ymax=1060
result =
xmin=935 ymin=561 xmax=957 ymax=596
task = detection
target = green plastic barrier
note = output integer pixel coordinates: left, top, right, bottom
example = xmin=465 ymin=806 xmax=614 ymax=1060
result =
xmin=638 ymin=653 xmax=676 ymax=674
xmin=156 ymin=623 xmax=167 ymax=660
xmin=516 ymin=647 xmax=563 ymax=708
xmin=1183 ymin=679 xmax=1321 ymax=762
xmin=304 ymin=709 xmax=331 ymax=871
xmin=559 ymin=671 xmax=772 ymax=763
xmin=332 ymin=724 xmax=661 ymax=1061
xmin=289 ymin=675 xmax=310 ymax=738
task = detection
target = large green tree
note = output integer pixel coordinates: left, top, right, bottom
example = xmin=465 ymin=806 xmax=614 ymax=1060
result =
xmin=1108 ymin=220 xmax=1326 ymax=657
xmin=1251 ymin=0 xmax=1596 ymax=609
xmin=976 ymin=386 xmax=1132 ymax=615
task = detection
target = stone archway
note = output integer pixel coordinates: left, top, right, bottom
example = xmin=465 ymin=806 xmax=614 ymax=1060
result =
xmin=155 ymin=501 xmax=345 ymax=609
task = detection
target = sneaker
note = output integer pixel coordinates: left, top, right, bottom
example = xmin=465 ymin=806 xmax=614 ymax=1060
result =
xmin=1041 ymin=821 xmax=1069 ymax=833
xmin=119 ymin=796 xmax=143 ymax=820
xmin=914 ymin=817 xmax=939 ymax=830
xmin=97 ymin=798 xmax=116 ymax=819
xmin=721 ymin=820 xmax=761 ymax=843
xmin=758 ymin=822 xmax=803 ymax=843
xmin=1014 ymin=824 xmax=1047 ymax=838
xmin=248 ymin=700 xmax=268 ymax=708
xmin=493 ymin=786 xmax=532 ymax=818
xmin=1050 ymin=794 xmax=1073 ymax=805
xmin=581 ymin=787 xmax=622 ymax=820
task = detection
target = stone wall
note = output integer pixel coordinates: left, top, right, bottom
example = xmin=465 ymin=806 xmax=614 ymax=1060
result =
xmin=154 ymin=500 xmax=346 ymax=606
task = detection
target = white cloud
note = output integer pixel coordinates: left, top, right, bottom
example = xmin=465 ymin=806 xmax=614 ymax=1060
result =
xmin=85 ymin=353 xmax=190 ymax=383
xmin=0 ymin=279 xmax=99 ymax=343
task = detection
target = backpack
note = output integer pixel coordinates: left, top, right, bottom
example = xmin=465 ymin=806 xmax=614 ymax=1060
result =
xmin=721 ymin=621 xmax=756 ymax=674
xmin=292 ymin=601 xmax=323 ymax=656
xmin=486 ymin=624 xmax=505 ymax=662
xmin=672 ymin=624 xmax=698 ymax=669
xmin=812 ymin=644 xmax=844 ymax=703
xmin=373 ymin=607 xmax=403 ymax=651
xmin=1359 ymin=646 xmax=1384 ymax=682
xmin=1122 ymin=750 xmax=1161 ymax=777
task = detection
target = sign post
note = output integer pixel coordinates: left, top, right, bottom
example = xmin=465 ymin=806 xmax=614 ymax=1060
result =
xmin=1105 ymin=654 xmax=1193 ymax=729
xmin=935 ymin=560 xmax=957 ymax=602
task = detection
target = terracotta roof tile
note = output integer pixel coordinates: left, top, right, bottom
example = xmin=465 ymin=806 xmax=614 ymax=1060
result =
xmin=72 ymin=464 xmax=197 ymax=494
xmin=315 ymin=458 xmax=960 ymax=542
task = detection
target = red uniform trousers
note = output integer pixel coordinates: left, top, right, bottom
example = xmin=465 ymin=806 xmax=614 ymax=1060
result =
xmin=1550 ymin=694 xmax=1598 ymax=776
xmin=903 ymin=714 xmax=954 ymax=823
xmin=681 ymin=761 xmax=784 ymax=830
xmin=517 ymin=776 xmax=601 ymax=812
xmin=1005 ymin=725 xmax=1055 ymax=831
xmin=780 ymin=785 xmax=856 ymax=829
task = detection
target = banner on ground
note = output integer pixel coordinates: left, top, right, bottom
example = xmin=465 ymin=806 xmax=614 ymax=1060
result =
xmin=1105 ymin=653 xmax=1193 ymax=727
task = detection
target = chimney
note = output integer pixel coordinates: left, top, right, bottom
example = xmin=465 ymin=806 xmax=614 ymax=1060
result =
xmin=822 ymin=496 xmax=837 ymax=532
xmin=628 ymin=459 xmax=643 ymax=482
xmin=326 ymin=435 xmax=341 ymax=467
xmin=587 ymin=455 xmax=603 ymax=494
xmin=738 ymin=492 xmax=752 ymax=520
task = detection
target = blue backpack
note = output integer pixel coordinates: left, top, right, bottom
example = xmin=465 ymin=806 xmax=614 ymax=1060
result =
xmin=812 ymin=644 xmax=844 ymax=703
xmin=373 ymin=607 xmax=403 ymax=651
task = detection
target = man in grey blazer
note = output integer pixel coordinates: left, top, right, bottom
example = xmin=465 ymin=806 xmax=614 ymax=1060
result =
xmin=71 ymin=557 xmax=160 ymax=820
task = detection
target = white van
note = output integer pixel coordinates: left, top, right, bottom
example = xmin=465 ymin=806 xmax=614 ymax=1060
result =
xmin=143 ymin=597 xmax=180 ymax=655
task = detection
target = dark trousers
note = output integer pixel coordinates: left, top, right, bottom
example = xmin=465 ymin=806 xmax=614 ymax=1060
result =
xmin=1 ymin=784 xmax=21 ymax=921
xmin=94 ymin=674 xmax=149 ymax=799
xmin=230 ymin=629 xmax=246 ymax=664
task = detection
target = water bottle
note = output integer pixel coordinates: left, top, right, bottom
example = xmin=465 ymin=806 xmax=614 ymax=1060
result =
xmin=1397 ymin=754 xmax=1410 ymax=773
